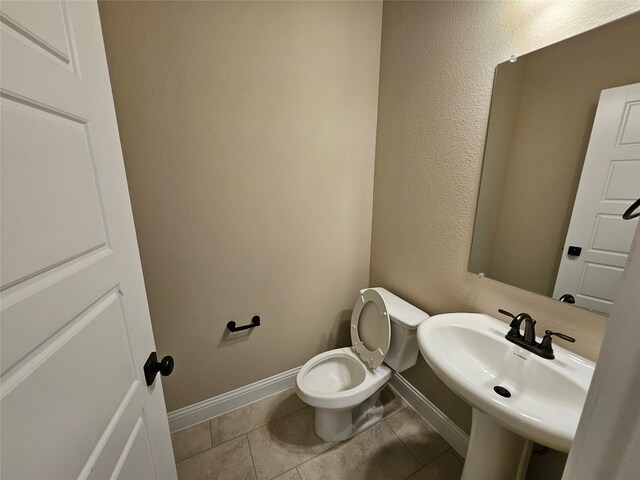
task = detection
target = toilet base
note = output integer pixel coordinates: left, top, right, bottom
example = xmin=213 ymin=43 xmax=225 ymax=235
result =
xmin=313 ymin=385 xmax=386 ymax=442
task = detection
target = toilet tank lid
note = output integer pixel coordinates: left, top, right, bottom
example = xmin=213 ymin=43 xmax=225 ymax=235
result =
xmin=360 ymin=288 xmax=429 ymax=330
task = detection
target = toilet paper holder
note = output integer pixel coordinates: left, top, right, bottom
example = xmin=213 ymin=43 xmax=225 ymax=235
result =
xmin=227 ymin=315 xmax=261 ymax=332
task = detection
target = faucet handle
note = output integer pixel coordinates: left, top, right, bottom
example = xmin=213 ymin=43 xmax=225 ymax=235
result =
xmin=539 ymin=330 xmax=576 ymax=359
xmin=498 ymin=308 xmax=515 ymax=319
xmin=544 ymin=330 xmax=575 ymax=343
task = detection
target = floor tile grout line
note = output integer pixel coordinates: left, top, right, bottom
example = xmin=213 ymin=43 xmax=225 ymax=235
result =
xmin=266 ymin=467 xmax=300 ymax=480
xmin=427 ymin=447 xmax=454 ymax=467
xmin=173 ymin=435 xmax=214 ymax=465
xmin=175 ymin=429 xmax=248 ymax=464
xmin=288 ymin=409 xmax=407 ymax=477
xmin=203 ymin=387 xmax=302 ymax=425
xmin=186 ymin=398 xmax=308 ymax=453
xmin=289 ymin=439 xmax=345 ymax=474
xmin=383 ymin=418 xmax=424 ymax=476
xmin=182 ymin=406 xmax=319 ymax=479
xmin=295 ymin=414 xmax=426 ymax=479
xmin=178 ymin=388 xmax=397 ymax=452
xmin=212 ymin=400 xmax=307 ymax=438
xmin=254 ymin=411 xmax=340 ymax=480
xmin=209 ymin=387 xmax=308 ymax=424
xmin=174 ymin=389 xmax=409 ymax=473
xmin=245 ymin=433 xmax=260 ymax=480
xmin=174 ymin=448 xmax=209 ymax=465
xmin=177 ymin=387 xmax=304 ymax=431
xmin=173 ymin=430 xmax=253 ymax=465
xmin=401 ymin=448 xmax=456 ymax=480
xmin=250 ymin=399 xmax=412 ymax=477
xmin=387 ymin=402 xmax=454 ymax=465
xmin=384 ymin=404 xmax=409 ymax=421
xmin=385 ymin=409 xmax=457 ymax=473
xmin=270 ymin=403 xmax=308 ymax=423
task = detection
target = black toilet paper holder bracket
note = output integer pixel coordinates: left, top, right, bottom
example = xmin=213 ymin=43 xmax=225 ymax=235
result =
xmin=227 ymin=315 xmax=261 ymax=332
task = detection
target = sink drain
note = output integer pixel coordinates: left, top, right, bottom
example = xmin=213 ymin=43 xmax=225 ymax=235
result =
xmin=493 ymin=386 xmax=511 ymax=398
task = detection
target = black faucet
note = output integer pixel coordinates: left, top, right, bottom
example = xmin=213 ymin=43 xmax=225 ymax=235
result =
xmin=498 ymin=309 xmax=575 ymax=359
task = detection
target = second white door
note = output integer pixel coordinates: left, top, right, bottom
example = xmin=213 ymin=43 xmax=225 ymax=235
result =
xmin=553 ymin=82 xmax=640 ymax=314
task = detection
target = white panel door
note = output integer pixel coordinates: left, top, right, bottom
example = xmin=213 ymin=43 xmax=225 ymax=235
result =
xmin=0 ymin=2 xmax=177 ymax=479
xmin=553 ymin=83 xmax=640 ymax=314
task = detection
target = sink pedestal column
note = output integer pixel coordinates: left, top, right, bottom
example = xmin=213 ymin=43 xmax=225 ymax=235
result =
xmin=462 ymin=409 xmax=532 ymax=480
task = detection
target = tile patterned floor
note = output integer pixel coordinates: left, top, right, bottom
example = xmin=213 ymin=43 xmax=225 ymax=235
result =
xmin=172 ymin=387 xmax=463 ymax=480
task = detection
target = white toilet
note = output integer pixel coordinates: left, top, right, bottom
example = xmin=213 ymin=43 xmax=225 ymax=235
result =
xmin=295 ymin=287 xmax=429 ymax=442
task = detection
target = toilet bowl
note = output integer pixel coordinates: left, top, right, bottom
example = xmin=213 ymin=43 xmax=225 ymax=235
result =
xmin=296 ymin=287 xmax=429 ymax=442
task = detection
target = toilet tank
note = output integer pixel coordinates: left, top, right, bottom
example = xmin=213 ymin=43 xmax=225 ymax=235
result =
xmin=366 ymin=288 xmax=429 ymax=372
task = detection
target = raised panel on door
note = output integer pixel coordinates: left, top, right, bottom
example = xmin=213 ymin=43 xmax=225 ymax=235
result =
xmin=0 ymin=247 xmax=117 ymax=377
xmin=604 ymin=160 xmax=640 ymax=201
xmin=577 ymin=263 xmax=623 ymax=305
xmin=0 ymin=94 xmax=109 ymax=289
xmin=618 ymin=100 xmax=640 ymax=145
xmin=1 ymin=291 xmax=137 ymax=479
xmin=113 ymin=417 xmax=157 ymax=480
xmin=0 ymin=0 xmax=73 ymax=68
xmin=590 ymin=215 xmax=636 ymax=255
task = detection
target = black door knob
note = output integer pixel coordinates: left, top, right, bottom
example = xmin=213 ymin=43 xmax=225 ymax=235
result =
xmin=158 ymin=356 xmax=174 ymax=376
xmin=558 ymin=294 xmax=576 ymax=304
xmin=144 ymin=352 xmax=174 ymax=386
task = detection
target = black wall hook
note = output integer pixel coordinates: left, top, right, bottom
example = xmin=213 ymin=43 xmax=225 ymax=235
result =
xmin=227 ymin=315 xmax=261 ymax=332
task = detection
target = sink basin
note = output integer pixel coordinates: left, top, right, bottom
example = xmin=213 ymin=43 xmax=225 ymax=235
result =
xmin=417 ymin=313 xmax=594 ymax=479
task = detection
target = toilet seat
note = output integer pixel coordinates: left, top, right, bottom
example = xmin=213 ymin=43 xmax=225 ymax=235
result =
xmin=350 ymin=289 xmax=390 ymax=369
xmin=295 ymin=347 xmax=392 ymax=410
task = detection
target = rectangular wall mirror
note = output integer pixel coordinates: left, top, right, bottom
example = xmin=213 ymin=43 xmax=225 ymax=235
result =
xmin=469 ymin=12 xmax=640 ymax=316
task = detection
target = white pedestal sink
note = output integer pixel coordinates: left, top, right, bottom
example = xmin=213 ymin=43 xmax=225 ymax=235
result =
xmin=417 ymin=313 xmax=594 ymax=480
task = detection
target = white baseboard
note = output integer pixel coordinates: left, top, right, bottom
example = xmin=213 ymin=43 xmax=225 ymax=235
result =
xmin=167 ymin=366 xmax=301 ymax=433
xmin=389 ymin=373 xmax=469 ymax=458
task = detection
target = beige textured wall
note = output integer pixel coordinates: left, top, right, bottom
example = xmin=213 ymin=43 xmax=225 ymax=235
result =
xmin=487 ymin=14 xmax=640 ymax=296
xmin=372 ymin=1 xmax=640 ymax=436
xmin=99 ymin=1 xmax=383 ymax=411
